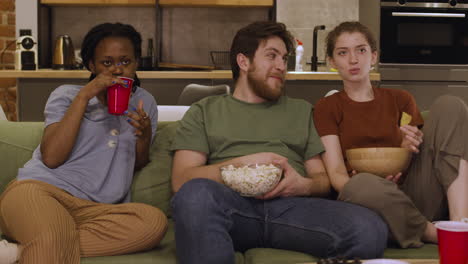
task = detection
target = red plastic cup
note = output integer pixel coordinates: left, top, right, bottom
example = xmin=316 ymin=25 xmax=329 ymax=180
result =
xmin=107 ymin=77 xmax=134 ymax=115
xmin=435 ymin=221 xmax=468 ymax=264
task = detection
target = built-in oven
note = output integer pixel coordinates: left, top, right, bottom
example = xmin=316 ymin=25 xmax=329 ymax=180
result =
xmin=380 ymin=0 xmax=468 ymax=64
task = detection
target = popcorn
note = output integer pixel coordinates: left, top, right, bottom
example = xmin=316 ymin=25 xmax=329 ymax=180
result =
xmin=220 ymin=163 xmax=282 ymax=197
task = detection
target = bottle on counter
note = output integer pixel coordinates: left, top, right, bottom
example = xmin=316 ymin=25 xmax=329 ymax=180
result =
xmin=147 ymin=38 xmax=154 ymax=60
xmin=139 ymin=38 xmax=155 ymax=71
xmin=295 ymin=39 xmax=304 ymax=72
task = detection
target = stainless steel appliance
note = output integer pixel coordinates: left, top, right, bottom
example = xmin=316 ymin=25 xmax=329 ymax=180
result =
xmin=52 ymin=35 xmax=76 ymax=70
xmin=380 ymin=0 xmax=468 ymax=64
xmin=379 ymin=1 xmax=468 ymax=110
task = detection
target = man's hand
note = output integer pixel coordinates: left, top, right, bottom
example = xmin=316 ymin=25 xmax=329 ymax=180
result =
xmin=172 ymin=151 xmax=288 ymax=193
xmin=385 ymin=172 xmax=403 ymax=184
xmin=257 ymin=159 xmax=312 ymax=200
xmin=400 ymin=125 xmax=423 ymax=153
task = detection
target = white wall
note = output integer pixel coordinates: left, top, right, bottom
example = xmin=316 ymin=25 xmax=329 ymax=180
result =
xmin=277 ymin=0 xmax=359 ymax=71
xmin=15 ymin=0 xmax=38 ymax=40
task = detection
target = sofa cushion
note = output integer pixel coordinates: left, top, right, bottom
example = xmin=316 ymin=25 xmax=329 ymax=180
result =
xmin=243 ymin=244 xmax=439 ymax=264
xmin=383 ymin=244 xmax=439 ymax=259
xmin=244 ymin=248 xmax=317 ymax=264
xmin=132 ymin=121 xmax=179 ymax=216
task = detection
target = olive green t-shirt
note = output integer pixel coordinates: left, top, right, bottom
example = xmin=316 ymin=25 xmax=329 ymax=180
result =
xmin=171 ymin=95 xmax=324 ymax=176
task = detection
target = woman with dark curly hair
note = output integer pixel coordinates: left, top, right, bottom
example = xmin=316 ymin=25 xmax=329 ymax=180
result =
xmin=0 ymin=22 xmax=167 ymax=264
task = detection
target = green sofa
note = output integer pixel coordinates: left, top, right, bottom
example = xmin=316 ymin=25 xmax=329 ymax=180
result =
xmin=0 ymin=120 xmax=439 ymax=263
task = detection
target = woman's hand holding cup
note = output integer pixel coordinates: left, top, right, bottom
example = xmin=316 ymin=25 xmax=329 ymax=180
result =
xmin=80 ymin=72 xmax=124 ymax=101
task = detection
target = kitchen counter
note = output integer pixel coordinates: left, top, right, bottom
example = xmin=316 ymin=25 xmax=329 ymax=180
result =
xmin=0 ymin=69 xmax=380 ymax=81
xmin=6 ymin=69 xmax=380 ymax=121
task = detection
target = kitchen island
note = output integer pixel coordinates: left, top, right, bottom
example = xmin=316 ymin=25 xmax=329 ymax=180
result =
xmin=0 ymin=69 xmax=380 ymax=121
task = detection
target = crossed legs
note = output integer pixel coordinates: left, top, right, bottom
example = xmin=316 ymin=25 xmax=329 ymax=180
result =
xmin=0 ymin=180 xmax=167 ymax=264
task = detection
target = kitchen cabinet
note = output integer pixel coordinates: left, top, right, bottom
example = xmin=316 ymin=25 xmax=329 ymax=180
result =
xmin=38 ymin=0 xmax=275 ymax=68
xmin=40 ymin=0 xmax=273 ymax=7
xmin=379 ymin=64 xmax=468 ymax=110
xmin=379 ymin=81 xmax=468 ymax=111
xmin=40 ymin=0 xmax=155 ymax=6
xmin=2 ymin=70 xmax=380 ymax=121
xmin=158 ymin=0 xmax=273 ymax=7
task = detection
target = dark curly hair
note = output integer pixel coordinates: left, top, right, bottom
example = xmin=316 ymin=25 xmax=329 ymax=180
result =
xmin=81 ymin=22 xmax=142 ymax=88
xmin=230 ymin=21 xmax=294 ymax=82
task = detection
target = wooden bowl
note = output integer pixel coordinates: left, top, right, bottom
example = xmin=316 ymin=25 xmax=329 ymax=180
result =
xmin=345 ymin=147 xmax=412 ymax=177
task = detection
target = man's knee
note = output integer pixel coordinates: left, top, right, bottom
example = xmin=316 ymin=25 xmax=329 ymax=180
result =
xmin=171 ymin=179 xmax=224 ymax=217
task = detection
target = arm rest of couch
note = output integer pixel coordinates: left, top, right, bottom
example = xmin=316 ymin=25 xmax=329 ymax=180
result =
xmin=0 ymin=121 xmax=44 ymax=194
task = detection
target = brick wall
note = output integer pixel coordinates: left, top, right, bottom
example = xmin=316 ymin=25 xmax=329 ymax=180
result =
xmin=0 ymin=0 xmax=16 ymax=121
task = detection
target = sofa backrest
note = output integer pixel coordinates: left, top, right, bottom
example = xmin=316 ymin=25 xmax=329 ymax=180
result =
xmin=158 ymin=105 xmax=189 ymax=121
xmin=0 ymin=120 xmax=179 ymax=217
xmin=132 ymin=121 xmax=179 ymax=217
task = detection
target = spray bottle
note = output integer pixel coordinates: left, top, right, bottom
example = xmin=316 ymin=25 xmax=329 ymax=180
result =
xmin=295 ymin=39 xmax=304 ymax=72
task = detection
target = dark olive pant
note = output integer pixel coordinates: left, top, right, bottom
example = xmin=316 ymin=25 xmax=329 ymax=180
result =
xmin=339 ymin=95 xmax=468 ymax=248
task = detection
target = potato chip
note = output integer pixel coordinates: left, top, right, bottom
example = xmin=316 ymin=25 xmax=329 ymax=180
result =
xmin=400 ymin=112 xmax=412 ymax=126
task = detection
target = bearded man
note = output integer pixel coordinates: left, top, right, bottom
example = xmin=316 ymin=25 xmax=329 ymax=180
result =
xmin=169 ymin=21 xmax=388 ymax=264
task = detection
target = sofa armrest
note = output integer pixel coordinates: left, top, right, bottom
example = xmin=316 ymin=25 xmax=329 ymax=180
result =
xmin=0 ymin=121 xmax=44 ymax=194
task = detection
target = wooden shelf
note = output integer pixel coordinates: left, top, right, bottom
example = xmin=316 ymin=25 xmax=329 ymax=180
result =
xmin=40 ymin=0 xmax=154 ymax=6
xmin=40 ymin=0 xmax=273 ymax=7
xmin=0 ymin=70 xmax=381 ymax=81
xmin=159 ymin=0 xmax=273 ymax=7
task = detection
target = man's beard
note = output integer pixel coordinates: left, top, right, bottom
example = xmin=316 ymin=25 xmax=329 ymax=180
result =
xmin=247 ymin=66 xmax=284 ymax=101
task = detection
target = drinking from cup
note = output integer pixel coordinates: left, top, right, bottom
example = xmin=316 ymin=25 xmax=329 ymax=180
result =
xmin=107 ymin=77 xmax=134 ymax=115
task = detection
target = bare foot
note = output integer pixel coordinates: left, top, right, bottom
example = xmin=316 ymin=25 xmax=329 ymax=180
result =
xmin=0 ymin=239 xmax=20 ymax=264
xmin=421 ymin=222 xmax=438 ymax=244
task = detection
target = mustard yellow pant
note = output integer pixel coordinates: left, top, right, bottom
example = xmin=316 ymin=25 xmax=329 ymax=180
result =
xmin=0 ymin=180 xmax=168 ymax=264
